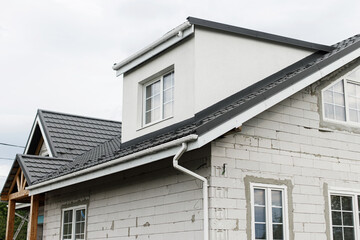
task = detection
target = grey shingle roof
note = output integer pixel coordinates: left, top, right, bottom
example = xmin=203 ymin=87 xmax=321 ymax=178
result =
xmin=17 ymin=155 xmax=73 ymax=185
xmin=31 ymin=34 xmax=360 ymax=185
xmin=38 ymin=110 xmax=122 ymax=159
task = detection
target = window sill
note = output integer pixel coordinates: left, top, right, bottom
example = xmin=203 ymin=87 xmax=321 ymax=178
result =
xmin=137 ymin=116 xmax=173 ymax=131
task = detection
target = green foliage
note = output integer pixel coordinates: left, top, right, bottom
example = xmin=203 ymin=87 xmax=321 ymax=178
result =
xmin=0 ymin=202 xmax=28 ymax=240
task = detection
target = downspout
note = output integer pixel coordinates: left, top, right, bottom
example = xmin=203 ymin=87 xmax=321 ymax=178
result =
xmin=173 ymin=143 xmax=209 ymax=240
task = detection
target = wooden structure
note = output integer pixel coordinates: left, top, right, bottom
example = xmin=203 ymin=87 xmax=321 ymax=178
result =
xmin=1 ymin=167 xmax=42 ymax=240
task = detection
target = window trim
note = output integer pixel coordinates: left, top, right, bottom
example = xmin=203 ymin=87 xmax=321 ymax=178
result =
xmin=250 ymin=183 xmax=289 ymax=240
xmin=142 ymin=70 xmax=174 ymax=127
xmin=328 ymin=188 xmax=360 ymax=240
xmin=321 ymin=66 xmax=360 ymax=126
xmin=61 ymin=205 xmax=87 ymax=240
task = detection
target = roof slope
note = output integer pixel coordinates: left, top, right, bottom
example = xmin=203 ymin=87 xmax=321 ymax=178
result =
xmin=17 ymin=155 xmax=73 ymax=185
xmin=32 ymin=34 xmax=360 ymax=185
xmin=38 ymin=110 xmax=122 ymax=159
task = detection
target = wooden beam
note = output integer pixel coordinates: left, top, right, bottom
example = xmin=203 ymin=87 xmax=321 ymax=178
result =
xmin=22 ymin=178 xmax=27 ymax=190
xmin=1 ymin=194 xmax=9 ymax=201
xmin=9 ymin=189 xmax=29 ymax=200
xmin=16 ymin=175 xmax=20 ymax=192
xmin=9 ymin=168 xmax=21 ymax=194
xmin=20 ymin=172 xmax=24 ymax=191
xmin=27 ymin=195 xmax=40 ymax=240
xmin=5 ymin=199 xmax=15 ymax=240
xmin=34 ymin=137 xmax=44 ymax=155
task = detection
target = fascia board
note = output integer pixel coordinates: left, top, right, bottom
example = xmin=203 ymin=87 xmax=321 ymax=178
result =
xmin=27 ymin=135 xmax=198 ymax=195
xmin=188 ymin=48 xmax=360 ymax=151
xmin=114 ymin=23 xmax=194 ymax=76
xmin=23 ymin=116 xmax=54 ymax=157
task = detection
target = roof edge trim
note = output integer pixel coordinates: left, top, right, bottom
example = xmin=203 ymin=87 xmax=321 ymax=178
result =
xmin=187 ymin=17 xmax=335 ymax=52
xmin=112 ymin=21 xmax=193 ymax=75
xmin=27 ymin=134 xmax=198 ymax=195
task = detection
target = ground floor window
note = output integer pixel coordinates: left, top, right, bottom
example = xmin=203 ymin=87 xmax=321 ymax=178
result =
xmin=61 ymin=205 xmax=86 ymax=240
xmin=251 ymin=183 xmax=288 ymax=240
xmin=330 ymin=191 xmax=360 ymax=240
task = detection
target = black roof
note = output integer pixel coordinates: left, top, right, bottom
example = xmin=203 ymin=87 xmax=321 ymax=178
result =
xmin=38 ymin=109 xmax=122 ymax=159
xmin=28 ymin=33 xmax=360 ymax=185
xmin=187 ymin=17 xmax=335 ymax=52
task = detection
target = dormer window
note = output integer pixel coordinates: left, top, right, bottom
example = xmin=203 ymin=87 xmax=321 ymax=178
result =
xmin=322 ymin=67 xmax=360 ymax=124
xmin=143 ymin=71 xmax=174 ymax=125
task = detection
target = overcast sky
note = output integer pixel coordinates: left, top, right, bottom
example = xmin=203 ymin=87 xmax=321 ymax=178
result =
xmin=0 ymin=0 xmax=359 ymax=190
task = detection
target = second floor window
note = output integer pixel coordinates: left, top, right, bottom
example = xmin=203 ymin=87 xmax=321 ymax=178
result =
xmin=62 ymin=205 xmax=86 ymax=240
xmin=322 ymin=66 xmax=360 ymax=124
xmin=143 ymin=71 xmax=174 ymax=125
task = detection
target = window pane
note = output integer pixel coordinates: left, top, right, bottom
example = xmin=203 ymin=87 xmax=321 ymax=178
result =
xmin=64 ymin=210 xmax=73 ymax=223
xmin=342 ymin=197 xmax=353 ymax=211
xmin=325 ymin=103 xmax=335 ymax=119
xmin=255 ymin=206 xmax=266 ymax=222
xmin=335 ymin=106 xmax=346 ymax=121
xmin=145 ymin=111 xmax=151 ymax=124
xmin=272 ymin=208 xmax=283 ymax=223
xmin=324 ymin=91 xmax=333 ymax=104
xmin=273 ymin=224 xmax=283 ymax=240
xmin=333 ymin=227 xmax=343 ymax=240
xmin=163 ymin=102 xmax=173 ymax=119
xmin=332 ymin=196 xmax=341 ymax=210
xmin=334 ymin=81 xmax=344 ymax=93
xmin=348 ymin=96 xmax=357 ymax=109
xmin=76 ymin=209 xmax=86 ymax=222
xmin=163 ymin=89 xmax=173 ymax=103
xmin=343 ymin=212 xmax=354 ymax=226
xmin=334 ymin=93 xmax=345 ymax=105
xmin=344 ymin=227 xmax=354 ymax=240
xmin=255 ymin=223 xmax=266 ymax=239
xmin=152 ymin=81 xmax=160 ymax=95
xmin=152 ymin=107 xmax=160 ymax=122
xmin=332 ymin=211 xmax=342 ymax=225
xmin=163 ymin=72 xmax=174 ymax=89
xmin=272 ymin=190 xmax=282 ymax=206
xmin=254 ymin=189 xmax=265 ymax=205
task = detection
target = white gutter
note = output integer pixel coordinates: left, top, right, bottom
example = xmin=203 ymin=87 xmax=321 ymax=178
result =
xmin=112 ymin=21 xmax=194 ymax=76
xmin=173 ymin=143 xmax=209 ymax=240
xmin=27 ymin=134 xmax=198 ymax=195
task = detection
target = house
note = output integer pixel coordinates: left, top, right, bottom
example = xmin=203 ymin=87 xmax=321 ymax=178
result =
xmin=2 ymin=17 xmax=360 ymax=240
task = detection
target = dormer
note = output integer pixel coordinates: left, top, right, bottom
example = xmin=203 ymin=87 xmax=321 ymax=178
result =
xmin=113 ymin=17 xmax=334 ymax=143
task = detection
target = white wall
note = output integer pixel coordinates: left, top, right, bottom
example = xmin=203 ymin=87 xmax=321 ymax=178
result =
xmin=121 ymin=37 xmax=195 ymax=142
xmin=193 ymin=27 xmax=315 ymax=113
xmin=121 ymin=27 xmax=315 ymax=143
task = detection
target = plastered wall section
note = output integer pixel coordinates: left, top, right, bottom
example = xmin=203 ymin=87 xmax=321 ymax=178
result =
xmin=209 ymin=84 xmax=360 ymax=239
xmin=121 ymin=28 xmax=315 ymax=143
xmin=193 ymin=27 xmax=315 ymax=113
xmin=42 ymin=151 xmax=210 ymax=240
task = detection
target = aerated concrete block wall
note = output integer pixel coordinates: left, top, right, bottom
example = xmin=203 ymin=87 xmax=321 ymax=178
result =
xmin=209 ymin=83 xmax=360 ymax=240
xmin=42 ymin=150 xmax=210 ymax=240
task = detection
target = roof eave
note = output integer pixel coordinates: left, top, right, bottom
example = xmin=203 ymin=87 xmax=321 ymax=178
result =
xmin=112 ymin=21 xmax=193 ymax=76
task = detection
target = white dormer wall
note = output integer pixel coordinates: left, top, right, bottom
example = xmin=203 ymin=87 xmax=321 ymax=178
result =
xmin=121 ymin=27 xmax=316 ymax=143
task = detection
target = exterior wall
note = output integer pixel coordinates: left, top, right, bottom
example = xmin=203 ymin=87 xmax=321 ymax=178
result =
xmin=193 ymin=27 xmax=315 ymax=113
xmin=121 ymin=28 xmax=315 ymax=143
xmin=42 ymin=147 xmax=210 ymax=240
xmin=121 ymin=37 xmax=195 ymax=142
xmin=209 ymin=66 xmax=360 ymax=239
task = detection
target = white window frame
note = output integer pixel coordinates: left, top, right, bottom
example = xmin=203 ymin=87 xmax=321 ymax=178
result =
xmin=322 ymin=66 xmax=360 ymax=126
xmin=250 ymin=183 xmax=289 ymax=240
xmin=328 ymin=188 xmax=360 ymax=240
xmin=142 ymin=70 xmax=174 ymax=127
xmin=61 ymin=205 xmax=87 ymax=240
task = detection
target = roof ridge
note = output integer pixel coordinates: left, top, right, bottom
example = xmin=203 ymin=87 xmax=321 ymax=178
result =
xmin=38 ymin=109 xmax=122 ymax=124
